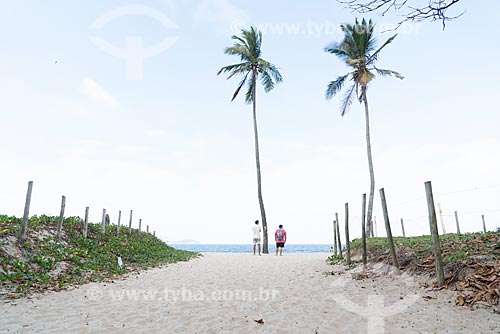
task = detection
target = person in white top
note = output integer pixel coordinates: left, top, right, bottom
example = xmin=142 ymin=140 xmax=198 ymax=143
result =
xmin=252 ymin=220 xmax=261 ymax=256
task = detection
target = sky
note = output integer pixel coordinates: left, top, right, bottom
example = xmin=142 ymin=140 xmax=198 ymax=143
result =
xmin=0 ymin=0 xmax=499 ymax=244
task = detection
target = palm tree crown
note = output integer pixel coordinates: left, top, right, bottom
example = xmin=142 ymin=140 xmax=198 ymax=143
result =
xmin=217 ymin=26 xmax=282 ymax=102
xmin=325 ymin=18 xmax=403 ymax=114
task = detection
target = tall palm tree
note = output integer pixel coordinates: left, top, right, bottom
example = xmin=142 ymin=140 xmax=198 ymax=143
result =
xmin=325 ymin=18 xmax=403 ymax=237
xmin=218 ymin=26 xmax=282 ymax=254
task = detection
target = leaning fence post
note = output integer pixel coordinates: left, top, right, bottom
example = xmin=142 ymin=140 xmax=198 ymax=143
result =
xmin=361 ymin=193 xmax=367 ymax=271
xmin=481 ymin=215 xmax=487 ymax=233
xmin=400 ymin=218 xmax=406 ymax=237
xmin=333 ymin=219 xmax=338 ymax=256
xmin=83 ymin=207 xmax=89 ymax=238
xmin=379 ymin=188 xmax=400 ymax=274
xmin=335 ymin=213 xmax=342 ymax=257
xmin=425 ymin=181 xmax=444 ymax=287
xmin=56 ymin=196 xmax=66 ymax=241
xmin=128 ymin=210 xmax=133 ymax=234
xmin=117 ymin=210 xmax=122 ymax=235
xmin=20 ymin=181 xmax=34 ymax=240
xmin=101 ymin=209 xmax=106 ymax=234
xmin=454 ymin=211 xmax=461 ymax=235
xmin=344 ymin=203 xmax=351 ymax=265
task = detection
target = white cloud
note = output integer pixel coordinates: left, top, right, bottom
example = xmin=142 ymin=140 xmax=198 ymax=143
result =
xmin=80 ymin=78 xmax=117 ymax=109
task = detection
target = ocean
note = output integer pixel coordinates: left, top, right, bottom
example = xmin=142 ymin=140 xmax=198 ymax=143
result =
xmin=171 ymin=244 xmax=331 ymax=253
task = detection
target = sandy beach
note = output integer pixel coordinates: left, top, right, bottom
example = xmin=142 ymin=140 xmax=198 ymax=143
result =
xmin=1 ymin=253 xmax=498 ymax=334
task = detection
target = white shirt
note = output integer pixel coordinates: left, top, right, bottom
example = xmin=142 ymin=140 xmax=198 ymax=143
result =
xmin=252 ymin=225 xmax=261 ymax=239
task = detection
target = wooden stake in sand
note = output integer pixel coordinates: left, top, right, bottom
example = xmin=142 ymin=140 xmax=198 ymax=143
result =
xmin=335 ymin=213 xmax=342 ymax=257
xmin=57 ymin=196 xmax=66 ymax=241
xmin=454 ymin=211 xmax=461 ymax=235
xmin=438 ymin=203 xmax=446 ymax=234
xmin=344 ymin=203 xmax=351 ymax=265
xmin=101 ymin=209 xmax=106 ymax=234
xmin=400 ymin=218 xmax=406 ymax=237
xmin=333 ymin=219 xmax=338 ymax=256
xmin=128 ymin=210 xmax=133 ymax=234
xmin=379 ymin=188 xmax=400 ymax=274
xmin=481 ymin=215 xmax=487 ymax=233
xmin=361 ymin=193 xmax=367 ymax=271
xmin=425 ymin=181 xmax=444 ymax=287
xmin=117 ymin=210 xmax=122 ymax=235
xmin=83 ymin=207 xmax=89 ymax=238
xmin=20 ymin=181 xmax=34 ymax=240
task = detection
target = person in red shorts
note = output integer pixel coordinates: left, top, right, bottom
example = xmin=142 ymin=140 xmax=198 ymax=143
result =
xmin=275 ymin=224 xmax=287 ymax=256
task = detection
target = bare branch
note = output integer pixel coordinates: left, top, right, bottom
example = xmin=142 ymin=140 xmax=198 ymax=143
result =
xmin=338 ymin=0 xmax=464 ymax=29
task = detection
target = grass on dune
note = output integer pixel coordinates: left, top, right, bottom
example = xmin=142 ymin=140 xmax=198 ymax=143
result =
xmin=0 ymin=214 xmax=199 ymax=298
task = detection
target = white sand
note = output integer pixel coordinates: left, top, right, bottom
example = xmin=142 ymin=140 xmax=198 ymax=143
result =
xmin=1 ymin=253 xmax=498 ymax=333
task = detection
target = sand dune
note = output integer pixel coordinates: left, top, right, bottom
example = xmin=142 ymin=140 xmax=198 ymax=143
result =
xmin=1 ymin=253 xmax=498 ymax=333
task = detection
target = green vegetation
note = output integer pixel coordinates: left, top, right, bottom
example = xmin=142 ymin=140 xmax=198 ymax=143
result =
xmin=0 ymin=215 xmax=198 ymax=298
xmin=328 ymin=232 xmax=499 ymax=273
xmin=350 ymin=232 xmax=499 ymax=266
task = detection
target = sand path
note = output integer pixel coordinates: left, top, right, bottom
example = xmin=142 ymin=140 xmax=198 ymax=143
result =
xmin=1 ymin=253 xmax=498 ymax=333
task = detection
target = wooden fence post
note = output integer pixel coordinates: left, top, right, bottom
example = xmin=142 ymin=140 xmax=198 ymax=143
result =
xmin=361 ymin=193 xmax=367 ymax=271
xmin=101 ymin=209 xmax=106 ymax=234
xmin=117 ymin=210 xmax=122 ymax=235
xmin=333 ymin=219 xmax=338 ymax=256
xmin=20 ymin=181 xmax=34 ymax=240
xmin=146 ymin=225 xmax=149 ymax=233
xmin=335 ymin=213 xmax=342 ymax=257
xmin=424 ymin=181 xmax=444 ymax=287
xmin=128 ymin=210 xmax=133 ymax=234
xmin=400 ymin=218 xmax=406 ymax=237
xmin=153 ymin=231 xmax=156 ymax=237
xmin=83 ymin=207 xmax=89 ymax=238
xmin=482 ymin=215 xmax=487 ymax=233
xmin=139 ymin=219 xmax=142 ymax=232
xmin=56 ymin=196 xmax=66 ymax=241
xmin=379 ymin=188 xmax=400 ymax=274
xmin=454 ymin=211 xmax=461 ymax=235
xmin=344 ymin=203 xmax=351 ymax=265
xmin=438 ymin=203 xmax=446 ymax=234
xmin=373 ymin=216 xmax=378 ymax=237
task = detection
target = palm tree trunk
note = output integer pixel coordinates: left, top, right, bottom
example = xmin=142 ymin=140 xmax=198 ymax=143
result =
xmin=363 ymin=89 xmax=376 ymax=238
xmin=252 ymin=71 xmax=269 ymax=253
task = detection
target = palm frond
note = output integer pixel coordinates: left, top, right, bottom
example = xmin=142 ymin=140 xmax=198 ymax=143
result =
xmin=245 ymin=71 xmax=256 ymax=103
xmin=367 ymin=34 xmax=397 ymax=65
xmin=260 ymin=70 xmax=274 ymax=93
xmin=326 ymin=74 xmax=349 ymax=100
xmin=217 ymin=62 xmax=249 ymax=76
xmin=231 ymin=72 xmax=250 ymax=101
xmin=373 ymin=67 xmax=404 ymax=80
xmin=224 ymin=45 xmax=251 ymax=62
xmin=340 ymin=84 xmax=356 ymax=117
xmin=265 ymin=64 xmax=282 ymax=84
xmin=325 ymin=42 xmax=352 ymax=62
